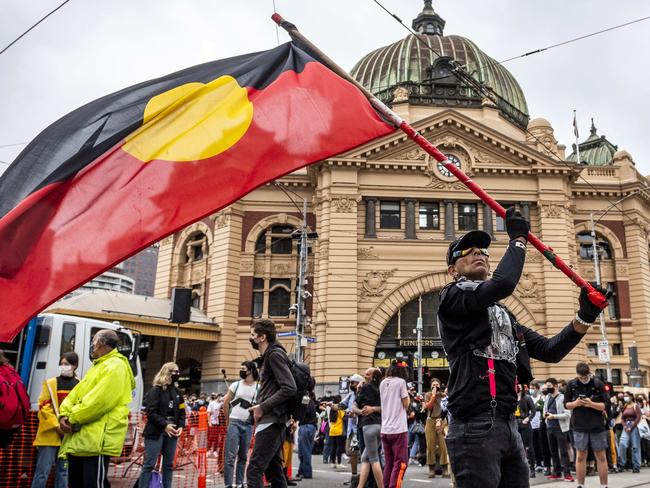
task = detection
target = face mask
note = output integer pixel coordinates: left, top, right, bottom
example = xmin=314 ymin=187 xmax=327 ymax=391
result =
xmin=249 ymin=338 xmax=260 ymax=350
xmin=624 ymin=397 xmax=630 ymax=403
xmin=171 ymin=373 xmax=180 ymax=383
xmin=198 ymin=400 xmax=205 ymax=406
xmin=545 ymin=387 xmax=555 ymax=395
xmin=59 ymin=365 xmax=74 ymax=377
xmin=239 ymin=370 xmax=248 ymax=380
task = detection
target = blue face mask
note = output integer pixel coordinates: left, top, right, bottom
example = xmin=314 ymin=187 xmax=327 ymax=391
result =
xmin=197 ymin=400 xmax=205 ymax=406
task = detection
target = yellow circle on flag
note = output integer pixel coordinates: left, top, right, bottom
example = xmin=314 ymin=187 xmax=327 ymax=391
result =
xmin=123 ymin=75 xmax=254 ymax=162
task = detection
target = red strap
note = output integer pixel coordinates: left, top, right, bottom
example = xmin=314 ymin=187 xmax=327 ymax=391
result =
xmin=487 ymin=358 xmax=497 ymax=399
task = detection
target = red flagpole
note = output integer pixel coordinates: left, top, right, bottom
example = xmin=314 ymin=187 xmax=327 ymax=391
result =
xmin=271 ymin=13 xmax=607 ymax=309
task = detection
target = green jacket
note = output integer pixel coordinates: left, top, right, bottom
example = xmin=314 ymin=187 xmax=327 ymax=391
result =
xmin=59 ymin=348 xmax=135 ymax=457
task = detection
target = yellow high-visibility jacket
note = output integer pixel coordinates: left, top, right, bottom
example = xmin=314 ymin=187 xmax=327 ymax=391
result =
xmin=59 ymin=349 xmax=135 ymax=457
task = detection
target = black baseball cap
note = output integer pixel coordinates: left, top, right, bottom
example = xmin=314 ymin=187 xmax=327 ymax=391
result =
xmin=446 ymin=230 xmax=492 ymax=266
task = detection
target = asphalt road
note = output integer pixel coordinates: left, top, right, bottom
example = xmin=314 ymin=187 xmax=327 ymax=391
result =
xmin=295 ymin=455 xmax=650 ymax=488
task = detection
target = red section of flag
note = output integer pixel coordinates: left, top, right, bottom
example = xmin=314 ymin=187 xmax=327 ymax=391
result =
xmin=0 ymin=61 xmax=394 ymax=341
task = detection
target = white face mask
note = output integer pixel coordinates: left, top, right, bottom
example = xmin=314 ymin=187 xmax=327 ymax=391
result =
xmin=624 ymin=396 xmax=631 ymax=403
xmin=59 ymin=364 xmax=74 ymax=377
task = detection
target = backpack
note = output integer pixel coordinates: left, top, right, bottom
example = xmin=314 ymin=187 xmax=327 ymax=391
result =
xmin=286 ymin=360 xmax=315 ymax=423
xmin=0 ymin=364 xmax=30 ymax=430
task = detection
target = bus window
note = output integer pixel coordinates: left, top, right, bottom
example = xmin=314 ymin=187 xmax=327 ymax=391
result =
xmin=60 ymin=322 xmax=76 ymax=355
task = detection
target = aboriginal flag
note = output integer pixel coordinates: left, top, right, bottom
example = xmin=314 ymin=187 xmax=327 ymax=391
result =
xmin=0 ymin=42 xmax=395 ymax=341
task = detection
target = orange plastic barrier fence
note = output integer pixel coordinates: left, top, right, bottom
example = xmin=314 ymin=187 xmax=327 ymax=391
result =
xmin=0 ymin=410 xmax=241 ymax=488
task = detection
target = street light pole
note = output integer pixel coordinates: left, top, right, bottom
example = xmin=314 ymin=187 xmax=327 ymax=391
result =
xmin=295 ymin=199 xmax=308 ymax=363
xmin=590 ymin=186 xmax=650 ymax=383
xmin=590 ymin=212 xmax=611 ymax=382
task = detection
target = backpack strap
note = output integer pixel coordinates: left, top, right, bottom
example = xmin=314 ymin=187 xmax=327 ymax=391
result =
xmin=233 ymin=380 xmax=241 ymax=398
xmin=46 ymin=377 xmax=59 ymax=417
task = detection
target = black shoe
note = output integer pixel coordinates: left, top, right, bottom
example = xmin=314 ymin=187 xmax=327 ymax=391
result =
xmin=632 ymin=468 xmax=640 ymax=473
xmin=529 ymin=471 xmax=536 ymax=479
xmin=287 ymin=481 xmax=298 ymax=486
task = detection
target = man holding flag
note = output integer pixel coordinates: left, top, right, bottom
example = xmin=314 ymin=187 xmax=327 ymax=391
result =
xmin=438 ymin=207 xmax=610 ymax=488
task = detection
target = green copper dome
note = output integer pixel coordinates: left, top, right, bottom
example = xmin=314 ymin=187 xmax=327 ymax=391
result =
xmin=350 ymin=2 xmax=529 ymax=128
xmin=567 ymin=119 xmax=618 ymax=166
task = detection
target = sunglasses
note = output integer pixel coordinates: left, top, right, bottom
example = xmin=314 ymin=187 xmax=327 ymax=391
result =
xmin=452 ymin=247 xmax=489 ymax=262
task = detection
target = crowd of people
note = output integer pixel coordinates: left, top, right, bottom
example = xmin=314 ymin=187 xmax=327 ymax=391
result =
xmin=16 ymin=208 xmax=650 ymax=488
xmin=15 ymin=318 xmax=650 ymax=488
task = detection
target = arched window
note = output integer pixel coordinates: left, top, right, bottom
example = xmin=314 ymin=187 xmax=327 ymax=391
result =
xmin=250 ymin=223 xmax=298 ymax=318
xmin=183 ymin=232 xmax=207 ymax=263
xmin=255 ymin=225 xmax=295 ymax=255
xmin=268 ymin=279 xmax=292 ymax=317
xmin=577 ymin=231 xmax=613 ymax=260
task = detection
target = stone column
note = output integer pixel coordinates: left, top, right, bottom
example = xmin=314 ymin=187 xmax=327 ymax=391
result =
xmin=203 ymin=204 xmax=243 ymax=382
xmin=624 ymin=218 xmax=650 ymax=381
xmin=405 ymin=199 xmax=417 ymax=239
xmin=312 ymin=167 xmax=361 ymax=384
xmin=483 ymin=203 xmax=494 ymax=237
xmin=364 ymin=198 xmax=377 ymax=238
xmin=444 ymin=200 xmax=455 ymax=240
xmin=154 ymin=236 xmax=175 ymax=299
xmin=521 ymin=201 xmax=531 ymax=222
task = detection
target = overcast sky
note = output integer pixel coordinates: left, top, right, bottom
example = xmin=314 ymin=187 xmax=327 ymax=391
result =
xmin=1 ymin=0 xmax=649 ymax=180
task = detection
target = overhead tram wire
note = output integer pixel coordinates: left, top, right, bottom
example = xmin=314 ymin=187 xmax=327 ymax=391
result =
xmin=499 ymin=15 xmax=650 ymax=63
xmin=369 ymin=0 xmax=640 ymax=225
xmin=0 ymin=0 xmax=72 ymax=57
xmin=0 ymin=142 xmax=28 ymax=149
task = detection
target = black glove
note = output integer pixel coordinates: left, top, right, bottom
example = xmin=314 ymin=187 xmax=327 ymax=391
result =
xmin=505 ymin=207 xmax=530 ymax=241
xmin=578 ymin=283 xmax=613 ymax=323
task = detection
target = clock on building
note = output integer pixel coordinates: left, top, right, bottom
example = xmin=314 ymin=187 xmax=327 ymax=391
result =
xmin=437 ymin=154 xmax=462 ymax=177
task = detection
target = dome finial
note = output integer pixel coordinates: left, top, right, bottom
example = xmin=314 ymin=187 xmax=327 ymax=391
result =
xmin=590 ymin=117 xmax=597 ymax=136
xmin=412 ymin=1 xmax=445 ymax=35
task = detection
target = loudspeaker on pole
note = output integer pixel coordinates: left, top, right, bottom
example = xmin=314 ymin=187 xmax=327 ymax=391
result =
xmin=170 ymin=288 xmax=192 ymax=323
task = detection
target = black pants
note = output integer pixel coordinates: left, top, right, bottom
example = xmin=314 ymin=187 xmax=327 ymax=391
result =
xmin=446 ymin=416 xmax=529 ymax=488
xmin=547 ymin=430 xmax=570 ymax=476
xmin=518 ymin=424 xmax=536 ymax=470
xmin=331 ymin=435 xmax=345 ymax=464
xmin=68 ymin=455 xmax=111 ymax=488
xmin=246 ymin=423 xmax=287 ymax=488
xmin=538 ymin=422 xmax=552 ymax=469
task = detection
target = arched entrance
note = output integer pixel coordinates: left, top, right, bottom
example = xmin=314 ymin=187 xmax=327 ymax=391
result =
xmin=368 ymin=271 xmax=539 ymax=389
xmin=374 ymin=290 xmax=450 ymax=387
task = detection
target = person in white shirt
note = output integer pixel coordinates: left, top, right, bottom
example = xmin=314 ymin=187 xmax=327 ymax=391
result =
xmin=380 ymin=364 xmax=410 ymax=488
xmin=222 ymin=361 xmax=259 ymax=488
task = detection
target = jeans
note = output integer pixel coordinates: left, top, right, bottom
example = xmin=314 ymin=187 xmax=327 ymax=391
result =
xmin=381 ymin=432 xmax=408 ymax=488
xmin=31 ymin=446 xmax=67 ymax=488
xmin=139 ymin=434 xmax=179 ymax=488
xmin=323 ymin=427 xmax=332 ymax=463
xmin=446 ymin=416 xmax=529 ymax=488
xmin=547 ymin=430 xmax=570 ymax=476
xmin=298 ymin=423 xmax=316 ymax=478
xmin=246 ymin=422 xmax=286 ymax=488
xmin=618 ymin=426 xmax=642 ymax=469
xmin=224 ymin=419 xmax=253 ymax=487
